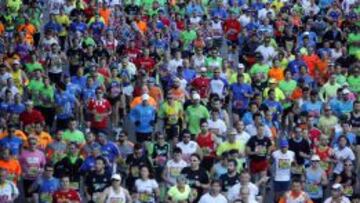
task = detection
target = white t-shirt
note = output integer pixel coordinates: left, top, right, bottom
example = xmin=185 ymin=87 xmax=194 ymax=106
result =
xmin=199 ymin=193 xmax=228 ymax=203
xmin=235 ymin=131 xmax=251 ymax=144
xmin=0 ymin=180 xmax=19 ymax=202
xmin=105 ymin=187 xmax=127 ymax=203
xmin=210 ymin=78 xmax=226 ymax=98
xmin=324 ymin=196 xmax=351 ymax=203
xmin=176 ymin=141 xmax=199 ymax=163
xmin=272 ymin=150 xmax=295 ymax=181
xmin=333 ymin=146 xmax=355 ymax=174
xmin=238 ymin=14 xmax=251 ymax=27
xmin=245 ymin=124 xmax=272 ymax=138
xmin=135 ymin=179 xmax=159 ymax=203
xmin=208 ymin=119 xmax=227 ymax=136
xmin=165 ymin=159 xmax=188 ymax=186
xmin=227 ymin=183 xmax=259 ymax=202
xmin=255 ymin=45 xmax=277 ymax=66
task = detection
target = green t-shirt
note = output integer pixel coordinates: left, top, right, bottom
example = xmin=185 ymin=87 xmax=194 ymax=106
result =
xmin=83 ymin=37 xmax=96 ymax=47
xmin=25 ymin=62 xmax=44 ymax=73
xmin=39 ymin=85 xmax=55 ymax=108
xmin=348 ymin=33 xmax=360 ymax=59
xmin=216 ymin=141 xmax=245 ymax=156
xmin=167 ymin=185 xmax=191 ymax=202
xmin=180 ymin=30 xmax=197 ymax=49
xmin=229 ymin=73 xmax=251 ymax=84
xmin=335 ymin=74 xmax=347 ymax=86
xmin=158 ymin=101 xmax=183 ymax=125
xmin=279 ymin=79 xmax=297 ymax=96
xmin=62 ymin=130 xmax=85 ymax=145
xmin=28 ymin=79 xmax=44 ymax=95
xmin=249 ymin=63 xmax=270 ymax=81
xmin=347 ymin=76 xmax=360 ymax=93
xmin=185 ymin=104 xmax=210 ymax=135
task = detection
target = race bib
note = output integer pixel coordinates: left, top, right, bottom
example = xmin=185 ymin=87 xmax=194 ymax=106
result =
xmin=169 ymin=168 xmax=181 ymax=177
xmin=306 ymin=184 xmax=320 ymax=194
xmin=255 ymin=145 xmax=267 ymax=156
xmin=28 ymin=167 xmax=39 ymax=177
xmin=139 ymin=193 xmax=151 ymax=202
xmin=109 ymin=197 xmax=125 ymax=203
xmin=278 ymin=159 xmax=291 ymax=169
xmin=344 ymin=186 xmax=353 ymax=196
xmin=319 ymin=161 xmax=329 ymax=170
xmin=131 ymin=167 xmax=139 ymax=177
xmin=40 ymin=193 xmax=52 ymax=203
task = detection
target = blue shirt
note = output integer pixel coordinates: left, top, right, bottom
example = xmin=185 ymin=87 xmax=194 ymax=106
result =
xmin=335 ymin=100 xmax=353 ymax=116
xmin=129 ymin=104 xmax=156 ymax=133
xmin=183 ymin=68 xmax=197 ymax=83
xmin=263 ymin=99 xmax=283 ymax=119
xmin=44 ymin=21 xmax=62 ymax=33
xmin=332 ymin=132 xmax=356 ymax=148
xmin=288 ymin=59 xmax=307 ymax=75
xmin=230 ymin=83 xmax=254 ymax=109
xmin=211 ymin=7 xmax=228 ymax=19
xmin=301 ymin=101 xmax=323 ymax=118
xmin=100 ymin=142 xmax=120 ymax=163
xmin=7 ymin=103 xmax=25 ymax=114
xmin=80 ymin=156 xmax=96 ymax=173
xmin=71 ymin=76 xmax=87 ymax=88
xmin=55 ymin=91 xmax=76 ymax=119
xmin=0 ymin=136 xmax=22 ymax=155
xmin=242 ymin=112 xmax=254 ymax=126
xmin=70 ymin=22 xmax=88 ymax=33
xmin=36 ymin=177 xmax=61 ymax=203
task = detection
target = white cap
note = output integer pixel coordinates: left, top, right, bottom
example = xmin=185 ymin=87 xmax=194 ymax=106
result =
xmin=238 ymin=63 xmax=245 ymax=69
xmin=332 ymin=183 xmax=342 ymax=190
xmin=192 ymin=93 xmax=201 ymax=100
xmin=311 ymin=155 xmax=320 ymax=161
xmin=142 ymin=94 xmax=150 ymax=101
xmin=111 ymin=174 xmax=121 ymax=181
xmin=342 ymin=88 xmax=351 ymax=94
xmin=200 ymin=67 xmax=207 ymax=72
xmin=13 ymin=60 xmax=20 ymax=65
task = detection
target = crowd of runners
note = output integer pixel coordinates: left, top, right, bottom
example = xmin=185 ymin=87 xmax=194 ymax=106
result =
xmin=0 ymin=0 xmax=359 ymax=202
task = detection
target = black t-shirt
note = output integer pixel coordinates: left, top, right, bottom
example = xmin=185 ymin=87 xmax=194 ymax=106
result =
xmin=125 ymin=155 xmax=153 ymax=191
xmin=67 ymin=48 xmax=84 ymax=67
xmin=85 ymin=171 xmax=111 ymax=195
xmin=288 ymin=138 xmax=311 ymax=165
xmin=181 ymin=167 xmax=209 ymax=196
xmin=349 ymin=112 xmax=360 ymax=128
xmin=219 ymin=173 xmax=240 ymax=192
xmin=124 ymin=5 xmax=140 ymax=16
xmin=152 ymin=143 xmax=170 ymax=158
xmin=246 ymin=136 xmax=272 ymax=161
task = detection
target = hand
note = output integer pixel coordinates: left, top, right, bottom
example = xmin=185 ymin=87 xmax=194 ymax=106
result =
xmin=195 ymin=181 xmax=201 ymax=187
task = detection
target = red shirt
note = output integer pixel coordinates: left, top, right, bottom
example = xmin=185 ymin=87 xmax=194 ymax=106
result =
xmin=52 ymin=189 xmax=81 ymax=203
xmin=223 ymin=18 xmax=241 ymax=41
xmin=309 ymin=127 xmax=322 ymax=147
xmin=87 ymin=98 xmax=112 ymax=129
xmin=196 ymin=132 xmax=215 ymax=157
xmin=160 ymin=16 xmax=171 ymax=27
xmin=20 ymin=109 xmax=45 ymax=127
xmin=191 ymin=76 xmax=210 ymax=98
xmin=176 ymin=20 xmax=185 ymax=30
xmin=124 ymin=47 xmax=142 ymax=62
xmin=135 ymin=57 xmax=156 ymax=73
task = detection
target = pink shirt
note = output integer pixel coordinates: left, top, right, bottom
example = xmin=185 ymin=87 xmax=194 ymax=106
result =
xmin=19 ymin=149 xmax=46 ymax=180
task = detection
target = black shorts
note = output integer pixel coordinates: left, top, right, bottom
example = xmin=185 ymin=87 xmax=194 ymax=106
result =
xmin=136 ymin=132 xmax=152 ymax=143
xmin=23 ymin=179 xmax=36 ymax=198
xmin=356 ymin=136 xmax=360 ymax=145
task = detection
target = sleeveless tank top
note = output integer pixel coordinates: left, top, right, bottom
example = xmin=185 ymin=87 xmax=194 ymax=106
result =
xmin=284 ymin=191 xmax=308 ymax=203
xmin=305 ymin=167 xmax=323 ymax=199
xmin=106 ymin=187 xmax=126 ymax=203
xmin=196 ymin=132 xmax=215 ymax=156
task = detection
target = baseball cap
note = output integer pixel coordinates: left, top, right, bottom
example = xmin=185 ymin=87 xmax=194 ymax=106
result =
xmin=238 ymin=63 xmax=245 ymax=69
xmin=342 ymin=88 xmax=351 ymax=94
xmin=332 ymin=183 xmax=343 ymax=190
xmin=279 ymin=139 xmax=289 ymax=148
xmin=311 ymin=155 xmax=320 ymax=161
xmin=269 ymin=78 xmax=278 ymax=84
xmin=200 ymin=67 xmax=207 ymax=72
xmin=192 ymin=93 xmax=201 ymax=100
xmin=13 ymin=60 xmax=20 ymax=65
xmin=111 ymin=174 xmax=121 ymax=181
xmin=142 ymin=94 xmax=150 ymax=101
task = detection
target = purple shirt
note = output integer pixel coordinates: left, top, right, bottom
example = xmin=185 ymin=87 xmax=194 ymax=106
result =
xmin=19 ymin=149 xmax=46 ymax=180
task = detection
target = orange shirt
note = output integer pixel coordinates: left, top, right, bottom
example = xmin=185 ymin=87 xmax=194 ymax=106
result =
xmin=0 ymin=130 xmax=28 ymax=143
xmin=268 ymin=67 xmax=285 ymax=81
xmin=315 ymin=59 xmax=328 ymax=76
xmin=168 ymin=87 xmax=186 ymax=102
xmin=98 ymin=8 xmax=111 ymax=26
xmin=0 ymin=22 xmax=4 ymax=35
xmin=136 ymin=20 xmax=147 ymax=33
xmin=279 ymin=191 xmax=313 ymax=203
xmin=0 ymin=159 xmax=22 ymax=183
xmin=291 ymin=87 xmax=303 ymax=100
xmin=149 ymin=86 xmax=163 ymax=102
xmin=17 ymin=23 xmax=37 ymax=36
xmin=302 ymin=54 xmax=319 ymax=77
xmin=35 ymin=131 xmax=53 ymax=150
xmin=130 ymin=96 xmax=157 ymax=109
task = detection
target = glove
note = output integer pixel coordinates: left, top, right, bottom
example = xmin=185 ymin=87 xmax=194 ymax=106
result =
xmin=135 ymin=121 xmax=140 ymax=126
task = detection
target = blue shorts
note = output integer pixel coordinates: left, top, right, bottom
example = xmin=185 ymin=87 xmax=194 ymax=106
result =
xmin=273 ymin=180 xmax=291 ymax=192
